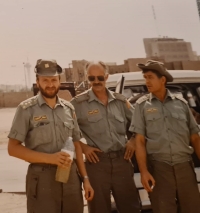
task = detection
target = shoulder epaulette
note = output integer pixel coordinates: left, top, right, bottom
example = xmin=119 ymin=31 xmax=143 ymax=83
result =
xmin=174 ymin=95 xmax=188 ymax=104
xmin=113 ymin=92 xmax=126 ymax=102
xmin=20 ymin=96 xmax=38 ymax=109
xmin=60 ymin=99 xmax=75 ymax=110
xmin=74 ymin=90 xmax=90 ymax=103
xmin=136 ymin=94 xmax=149 ymax=104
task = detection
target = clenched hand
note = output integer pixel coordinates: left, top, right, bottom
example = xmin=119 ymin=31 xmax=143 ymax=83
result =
xmin=48 ymin=152 xmax=72 ymax=168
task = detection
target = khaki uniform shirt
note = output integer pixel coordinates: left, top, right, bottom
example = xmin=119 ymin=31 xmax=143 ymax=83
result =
xmin=71 ymin=89 xmax=134 ymax=153
xmin=8 ymin=93 xmax=81 ymax=153
xmin=129 ymin=90 xmax=200 ymax=165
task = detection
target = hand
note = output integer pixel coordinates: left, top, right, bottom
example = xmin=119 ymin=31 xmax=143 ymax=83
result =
xmin=141 ymin=170 xmax=155 ymax=192
xmin=83 ymin=179 xmax=94 ymax=201
xmin=81 ymin=144 xmax=102 ymax=163
xmin=124 ymin=140 xmax=135 ymax=160
xmin=48 ymin=152 xmax=72 ymax=168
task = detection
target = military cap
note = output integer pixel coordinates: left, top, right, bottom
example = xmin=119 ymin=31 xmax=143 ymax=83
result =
xmin=34 ymin=59 xmax=63 ymax=76
xmin=137 ymin=60 xmax=173 ymax=82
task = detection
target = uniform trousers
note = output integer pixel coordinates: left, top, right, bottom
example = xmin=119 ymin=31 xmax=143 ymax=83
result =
xmin=26 ymin=162 xmax=83 ymax=213
xmin=85 ymin=150 xmax=140 ymax=213
xmin=148 ymin=160 xmax=200 ymax=213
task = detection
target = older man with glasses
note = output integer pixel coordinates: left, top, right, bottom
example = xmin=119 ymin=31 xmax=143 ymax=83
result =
xmin=71 ymin=61 xmax=140 ymax=213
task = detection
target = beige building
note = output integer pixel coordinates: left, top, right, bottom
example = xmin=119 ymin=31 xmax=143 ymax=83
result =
xmin=143 ymin=37 xmax=196 ymax=62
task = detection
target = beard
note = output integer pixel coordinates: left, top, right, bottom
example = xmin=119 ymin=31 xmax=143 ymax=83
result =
xmin=38 ymin=84 xmax=60 ymax=99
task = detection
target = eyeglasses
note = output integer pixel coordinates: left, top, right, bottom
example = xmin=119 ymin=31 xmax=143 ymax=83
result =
xmin=88 ymin=76 xmax=105 ymax=82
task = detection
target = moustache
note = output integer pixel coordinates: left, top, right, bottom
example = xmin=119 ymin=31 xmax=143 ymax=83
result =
xmin=93 ymin=83 xmax=102 ymax=86
xmin=45 ymin=87 xmax=56 ymax=90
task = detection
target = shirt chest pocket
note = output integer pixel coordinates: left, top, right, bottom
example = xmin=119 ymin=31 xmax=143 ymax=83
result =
xmin=26 ymin=121 xmax=52 ymax=149
xmin=87 ymin=114 xmax=104 ymax=134
xmin=60 ymin=121 xmax=74 ymax=141
xmin=145 ymin=113 xmax=163 ymax=134
xmin=171 ymin=112 xmax=188 ymax=131
xmin=114 ymin=115 xmax=125 ymax=134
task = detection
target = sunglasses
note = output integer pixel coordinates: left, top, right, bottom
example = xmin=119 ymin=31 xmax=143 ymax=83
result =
xmin=88 ymin=76 xmax=105 ymax=82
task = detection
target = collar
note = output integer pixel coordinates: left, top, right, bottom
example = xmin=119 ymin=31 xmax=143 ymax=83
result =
xmin=88 ymin=88 xmax=115 ymax=103
xmin=37 ymin=92 xmax=61 ymax=107
xmin=149 ymin=89 xmax=173 ymax=102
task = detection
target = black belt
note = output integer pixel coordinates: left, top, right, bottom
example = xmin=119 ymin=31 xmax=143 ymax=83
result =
xmin=96 ymin=150 xmax=124 ymax=159
xmin=30 ymin=163 xmax=57 ymax=170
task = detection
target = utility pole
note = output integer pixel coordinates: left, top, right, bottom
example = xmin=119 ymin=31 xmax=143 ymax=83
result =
xmin=152 ymin=5 xmax=160 ymax=37
xmin=196 ymin=0 xmax=200 ymax=21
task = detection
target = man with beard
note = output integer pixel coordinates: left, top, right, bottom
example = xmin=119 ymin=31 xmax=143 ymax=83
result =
xmin=71 ymin=61 xmax=140 ymax=213
xmin=131 ymin=60 xmax=200 ymax=213
xmin=8 ymin=59 xmax=94 ymax=213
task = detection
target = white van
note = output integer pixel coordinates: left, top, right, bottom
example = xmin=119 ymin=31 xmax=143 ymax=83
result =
xmin=107 ymin=70 xmax=200 ymax=120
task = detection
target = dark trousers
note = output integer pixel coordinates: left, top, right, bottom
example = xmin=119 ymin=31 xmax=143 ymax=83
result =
xmin=26 ymin=162 xmax=83 ymax=213
xmin=148 ymin=160 xmax=200 ymax=213
xmin=85 ymin=151 xmax=140 ymax=213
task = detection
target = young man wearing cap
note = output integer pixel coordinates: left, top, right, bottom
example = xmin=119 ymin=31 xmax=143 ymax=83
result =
xmin=130 ymin=60 xmax=200 ymax=213
xmin=7 ymin=59 xmax=94 ymax=213
xmin=71 ymin=61 xmax=140 ymax=213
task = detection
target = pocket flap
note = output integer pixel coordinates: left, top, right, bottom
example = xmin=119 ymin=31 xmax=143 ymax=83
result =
xmin=114 ymin=115 xmax=124 ymax=122
xmin=171 ymin=112 xmax=179 ymax=119
xmin=87 ymin=115 xmax=102 ymax=123
xmin=146 ymin=113 xmax=161 ymax=121
xmin=171 ymin=112 xmax=186 ymax=120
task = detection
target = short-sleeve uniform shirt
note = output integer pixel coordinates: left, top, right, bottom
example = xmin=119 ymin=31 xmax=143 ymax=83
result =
xmin=71 ymin=89 xmax=134 ymax=153
xmin=129 ymin=90 xmax=200 ymax=164
xmin=8 ymin=93 xmax=82 ymax=153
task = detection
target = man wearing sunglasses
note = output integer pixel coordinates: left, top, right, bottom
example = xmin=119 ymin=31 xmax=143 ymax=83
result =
xmin=71 ymin=61 xmax=140 ymax=213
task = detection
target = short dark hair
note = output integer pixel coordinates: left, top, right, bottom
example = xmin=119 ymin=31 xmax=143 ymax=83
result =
xmin=142 ymin=69 xmax=163 ymax=78
xmin=36 ymin=74 xmax=61 ymax=80
xmin=143 ymin=69 xmax=167 ymax=85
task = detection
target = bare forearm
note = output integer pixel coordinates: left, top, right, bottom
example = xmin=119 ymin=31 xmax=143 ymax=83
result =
xmin=128 ymin=136 xmax=136 ymax=148
xmin=191 ymin=135 xmax=200 ymax=159
xmin=8 ymin=139 xmax=50 ymax=163
xmin=135 ymin=136 xmax=148 ymax=173
xmin=74 ymin=142 xmax=88 ymax=177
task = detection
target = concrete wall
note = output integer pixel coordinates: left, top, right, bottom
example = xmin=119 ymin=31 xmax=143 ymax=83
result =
xmin=182 ymin=61 xmax=200 ymax=70
xmin=0 ymin=92 xmax=33 ymax=108
xmin=108 ymin=64 xmax=129 ymax=74
xmin=0 ymin=90 xmax=72 ymax=108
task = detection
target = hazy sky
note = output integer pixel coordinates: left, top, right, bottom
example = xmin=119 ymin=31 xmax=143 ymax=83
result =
xmin=0 ymin=0 xmax=200 ymax=85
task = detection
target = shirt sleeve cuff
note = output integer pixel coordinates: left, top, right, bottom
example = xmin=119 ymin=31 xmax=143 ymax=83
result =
xmin=72 ymin=132 xmax=82 ymax=142
xmin=8 ymin=130 xmax=25 ymax=143
xmin=129 ymin=126 xmax=145 ymax=136
xmin=190 ymin=125 xmax=200 ymax=135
